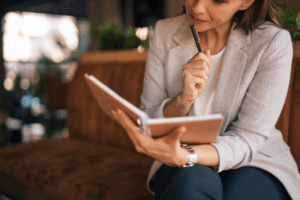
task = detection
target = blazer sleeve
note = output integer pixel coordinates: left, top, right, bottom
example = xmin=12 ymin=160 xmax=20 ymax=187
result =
xmin=139 ymin=20 xmax=172 ymax=118
xmin=211 ymin=29 xmax=294 ymax=172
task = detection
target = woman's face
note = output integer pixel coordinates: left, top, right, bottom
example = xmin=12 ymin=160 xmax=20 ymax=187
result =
xmin=185 ymin=0 xmax=252 ymax=33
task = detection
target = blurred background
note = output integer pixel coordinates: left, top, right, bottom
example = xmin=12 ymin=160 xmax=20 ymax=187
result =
xmin=0 ymin=0 xmax=299 ymax=147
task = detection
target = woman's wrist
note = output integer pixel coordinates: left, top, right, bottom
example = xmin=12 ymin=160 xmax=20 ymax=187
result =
xmin=163 ymin=93 xmax=193 ymax=118
xmin=176 ymin=92 xmax=194 ymax=108
xmin=175 ymin=145 xmax=190 ymax=166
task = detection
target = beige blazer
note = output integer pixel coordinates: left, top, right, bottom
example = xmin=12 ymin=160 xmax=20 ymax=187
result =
xmin=140 ymin=14 xmax=300 ymax=199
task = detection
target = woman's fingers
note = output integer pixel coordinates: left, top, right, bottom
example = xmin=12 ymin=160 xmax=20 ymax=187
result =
xmin=188 ymin=50 xmax=210 ymax=66
xmin=204 ymin=49 xmax=211 ymax=60
xmin=112 ymin=109 xmax=189 ymax=166
xmin=183 ymin=63 xmax=209 ymax=76
xmin=151 ymin=126 xmax=187 ymax=166
xmin=184 ymin=49 xmax=210 ymax=77
xmin=113 ymin=109 xmax=134 ymax=130
xmin=112 ymin=109 xmax=155 ymax=153
xmin=162 ymin=126 xmax=186 ymax=143
xmin=113 ymin=110 xmax=190 ymax=166
xmin=194 ymin=76 xmax=207 ymax=87
xmin=181 ymin=49 xmax=211 ymax=104
xmin=112 ymin=109 xmax=140 ymax=144
xmin=184 ymin=72 xmax=207 ymax=90
xmin=184 ymin=60 xmax=209 ymax=69
xmin=185 ymin=69 xmax=209 ymax=81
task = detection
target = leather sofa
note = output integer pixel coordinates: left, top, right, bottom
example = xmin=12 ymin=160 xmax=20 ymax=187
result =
xmin=0 ymin=49 xmax=299 ymax=200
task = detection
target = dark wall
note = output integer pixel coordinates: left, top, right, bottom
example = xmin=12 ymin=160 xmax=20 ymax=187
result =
xmin=0 ymin=29 xmax=5 ymax=110
xmin=286 ymin=0 xmax=300 ymax=13
xmin=133 ymin=0 xmax=164 ymax=27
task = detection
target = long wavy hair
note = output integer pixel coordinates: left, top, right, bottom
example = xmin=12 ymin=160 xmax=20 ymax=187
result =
xmin=183 ymin=0 xmax=281 ymax=34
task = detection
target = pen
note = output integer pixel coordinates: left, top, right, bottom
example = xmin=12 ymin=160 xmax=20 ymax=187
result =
xmin=190 ymin=24 xmax=203 ymax=53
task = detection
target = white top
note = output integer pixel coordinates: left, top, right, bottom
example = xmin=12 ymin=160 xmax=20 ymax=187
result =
xmin=188 ymin=47 xmax=226 ymax=116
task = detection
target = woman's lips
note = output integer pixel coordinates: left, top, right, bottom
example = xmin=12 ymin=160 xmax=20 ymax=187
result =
xmin=191 ymin=15 xmax=207 ymax=23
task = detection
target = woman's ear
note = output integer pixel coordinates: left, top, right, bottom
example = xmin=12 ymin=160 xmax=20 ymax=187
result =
xmin=240 ymin=0 xmax=255 ymax=11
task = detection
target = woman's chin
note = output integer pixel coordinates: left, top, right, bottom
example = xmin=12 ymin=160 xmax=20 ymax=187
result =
xmin=193 ymin=24 xmax=212 ymax=33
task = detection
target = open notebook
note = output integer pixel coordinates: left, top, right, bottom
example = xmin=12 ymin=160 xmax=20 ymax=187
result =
xmin=84 ymin=74 xmax=223 ymax=144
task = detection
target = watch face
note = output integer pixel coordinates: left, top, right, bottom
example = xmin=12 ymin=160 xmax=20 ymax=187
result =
xmin=189 ymin=153 xmax=198 ymax=165
xmin=180 ymin=144 xmax=197 ymax=167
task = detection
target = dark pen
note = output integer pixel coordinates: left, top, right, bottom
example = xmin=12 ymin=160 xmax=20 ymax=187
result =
xmin=190 ymin=24 xmax=203 ymax=53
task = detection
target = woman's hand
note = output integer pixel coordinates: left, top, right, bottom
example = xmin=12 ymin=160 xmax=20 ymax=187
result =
xmin=112 ymin=109 xmax=189 ymax=167
xmin=180 ymin=50 xmax=210 ymax=105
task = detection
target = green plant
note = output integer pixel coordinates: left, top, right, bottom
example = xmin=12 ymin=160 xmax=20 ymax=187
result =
xmin=276 ymin=7 xmax=300 ymax=41
xmin=95 ymin=20 xmax=151 ymax=50
xmin=36 ymin=57 xmax=67 ymax=78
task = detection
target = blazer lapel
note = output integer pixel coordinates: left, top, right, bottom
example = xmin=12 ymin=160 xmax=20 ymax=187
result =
xmin=212 ymin=24 xmax=251 ymax=133
xmin=166 ymin=17 xmax=198 ymax=97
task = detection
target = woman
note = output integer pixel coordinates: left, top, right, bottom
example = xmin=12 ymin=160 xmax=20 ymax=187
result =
xmin=112 ymin=0 xmax=300 ymax=199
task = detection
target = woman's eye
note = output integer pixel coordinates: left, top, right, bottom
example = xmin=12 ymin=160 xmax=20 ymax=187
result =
xmin=214 ymin=0 xmax=225 ymax=4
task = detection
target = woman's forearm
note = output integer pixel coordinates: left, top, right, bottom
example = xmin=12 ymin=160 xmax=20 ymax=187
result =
xmin=163 ymin=93 xmax=194 ymax=118
xmin=176 ymin=143 xmax=220 ymax=167
xmin=192 ymin=144 xmax=220 ymax=167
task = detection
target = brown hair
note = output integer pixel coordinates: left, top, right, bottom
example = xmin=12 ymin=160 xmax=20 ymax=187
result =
xmin=182 ymin=0 xmax=281 ymax=34
xmin=233 ymin=0 xmax=281 ymax=34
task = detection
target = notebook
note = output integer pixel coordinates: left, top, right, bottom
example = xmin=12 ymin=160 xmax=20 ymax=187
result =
xmin=84 ymin=74 xmax=223 ymax=144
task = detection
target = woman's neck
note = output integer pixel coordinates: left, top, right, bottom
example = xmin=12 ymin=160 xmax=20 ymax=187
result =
xmin=198 ymin=21 xmax=232 ymax=55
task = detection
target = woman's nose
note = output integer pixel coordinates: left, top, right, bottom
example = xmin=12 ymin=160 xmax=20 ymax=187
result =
xmin=192 ymin=0 xmax=206 ymax=14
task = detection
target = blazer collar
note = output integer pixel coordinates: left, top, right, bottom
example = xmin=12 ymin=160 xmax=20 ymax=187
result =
xmin=172 ymin=15 xmax=194 ymax=47
xmin=172 ymin=16 xmax=252 ymax=133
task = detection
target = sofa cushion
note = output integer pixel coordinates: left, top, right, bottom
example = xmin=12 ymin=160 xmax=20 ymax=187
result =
xmin=0 ymin=137 xmax=154 ymax=200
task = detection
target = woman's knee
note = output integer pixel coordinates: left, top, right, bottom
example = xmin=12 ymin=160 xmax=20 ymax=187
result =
xmin=153 ymin=165 xmax=223 ymax=200
xmin=221 ymin=167 xmax=291 ymax=200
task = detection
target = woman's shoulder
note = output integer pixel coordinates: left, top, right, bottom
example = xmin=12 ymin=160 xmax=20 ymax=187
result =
xmin=154 ymin=14 xmax=187 ymax=37
xmin=251 ymin=21 xmax=291 ymax=43
xmin=150 ymin=14 xmax=188 ymax=53
xmin=246 ymin=22 xmax=293 ymax=66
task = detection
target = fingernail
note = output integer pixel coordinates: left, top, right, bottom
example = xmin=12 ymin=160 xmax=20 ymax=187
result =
xmin=181 ymin=126 xmax=186 ymax=132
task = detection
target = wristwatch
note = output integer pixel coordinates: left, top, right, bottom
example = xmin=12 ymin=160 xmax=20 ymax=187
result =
xmin=179 ymin=143 xmax=198 ymax=167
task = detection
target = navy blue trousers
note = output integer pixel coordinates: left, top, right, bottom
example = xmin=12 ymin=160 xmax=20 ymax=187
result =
xmin=150 ymin=165 xmax=291 ymax=200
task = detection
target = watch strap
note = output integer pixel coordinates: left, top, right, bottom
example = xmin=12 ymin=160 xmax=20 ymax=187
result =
xmin=179 ymin=143 xmax=198 ymax=168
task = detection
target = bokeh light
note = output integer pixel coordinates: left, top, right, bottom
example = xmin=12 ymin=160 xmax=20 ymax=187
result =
xmin=4 ymin=78 xmax=14 ymax=91
xmin=20 ymin=79 xmax=30 ymax=90
xmin=3 ymin=33 xmax=24 ymax=62
xmin=3 ymin=12 xmax=79 ymax=63
xmin=3 ymin=12 xmax=22 ymax=33
xmin=31 ymin=123 xmax=46 ymax=141
xmin=20 ymin=12 xmax=49 ymax=37
xmin=59 ymin=16 xmax=79 ymax=50
xmin=6 ymin=71 xmax=16 ymax=80
xmin=31 ymin=104 xmax=45 ymax=117
xmin=20 ymin=95 xmax=41 ymax=108
xmin=137 ymin=45 xmax=145 ymax=53
xmin=136 ymin=27 xmax=149 ymax=41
